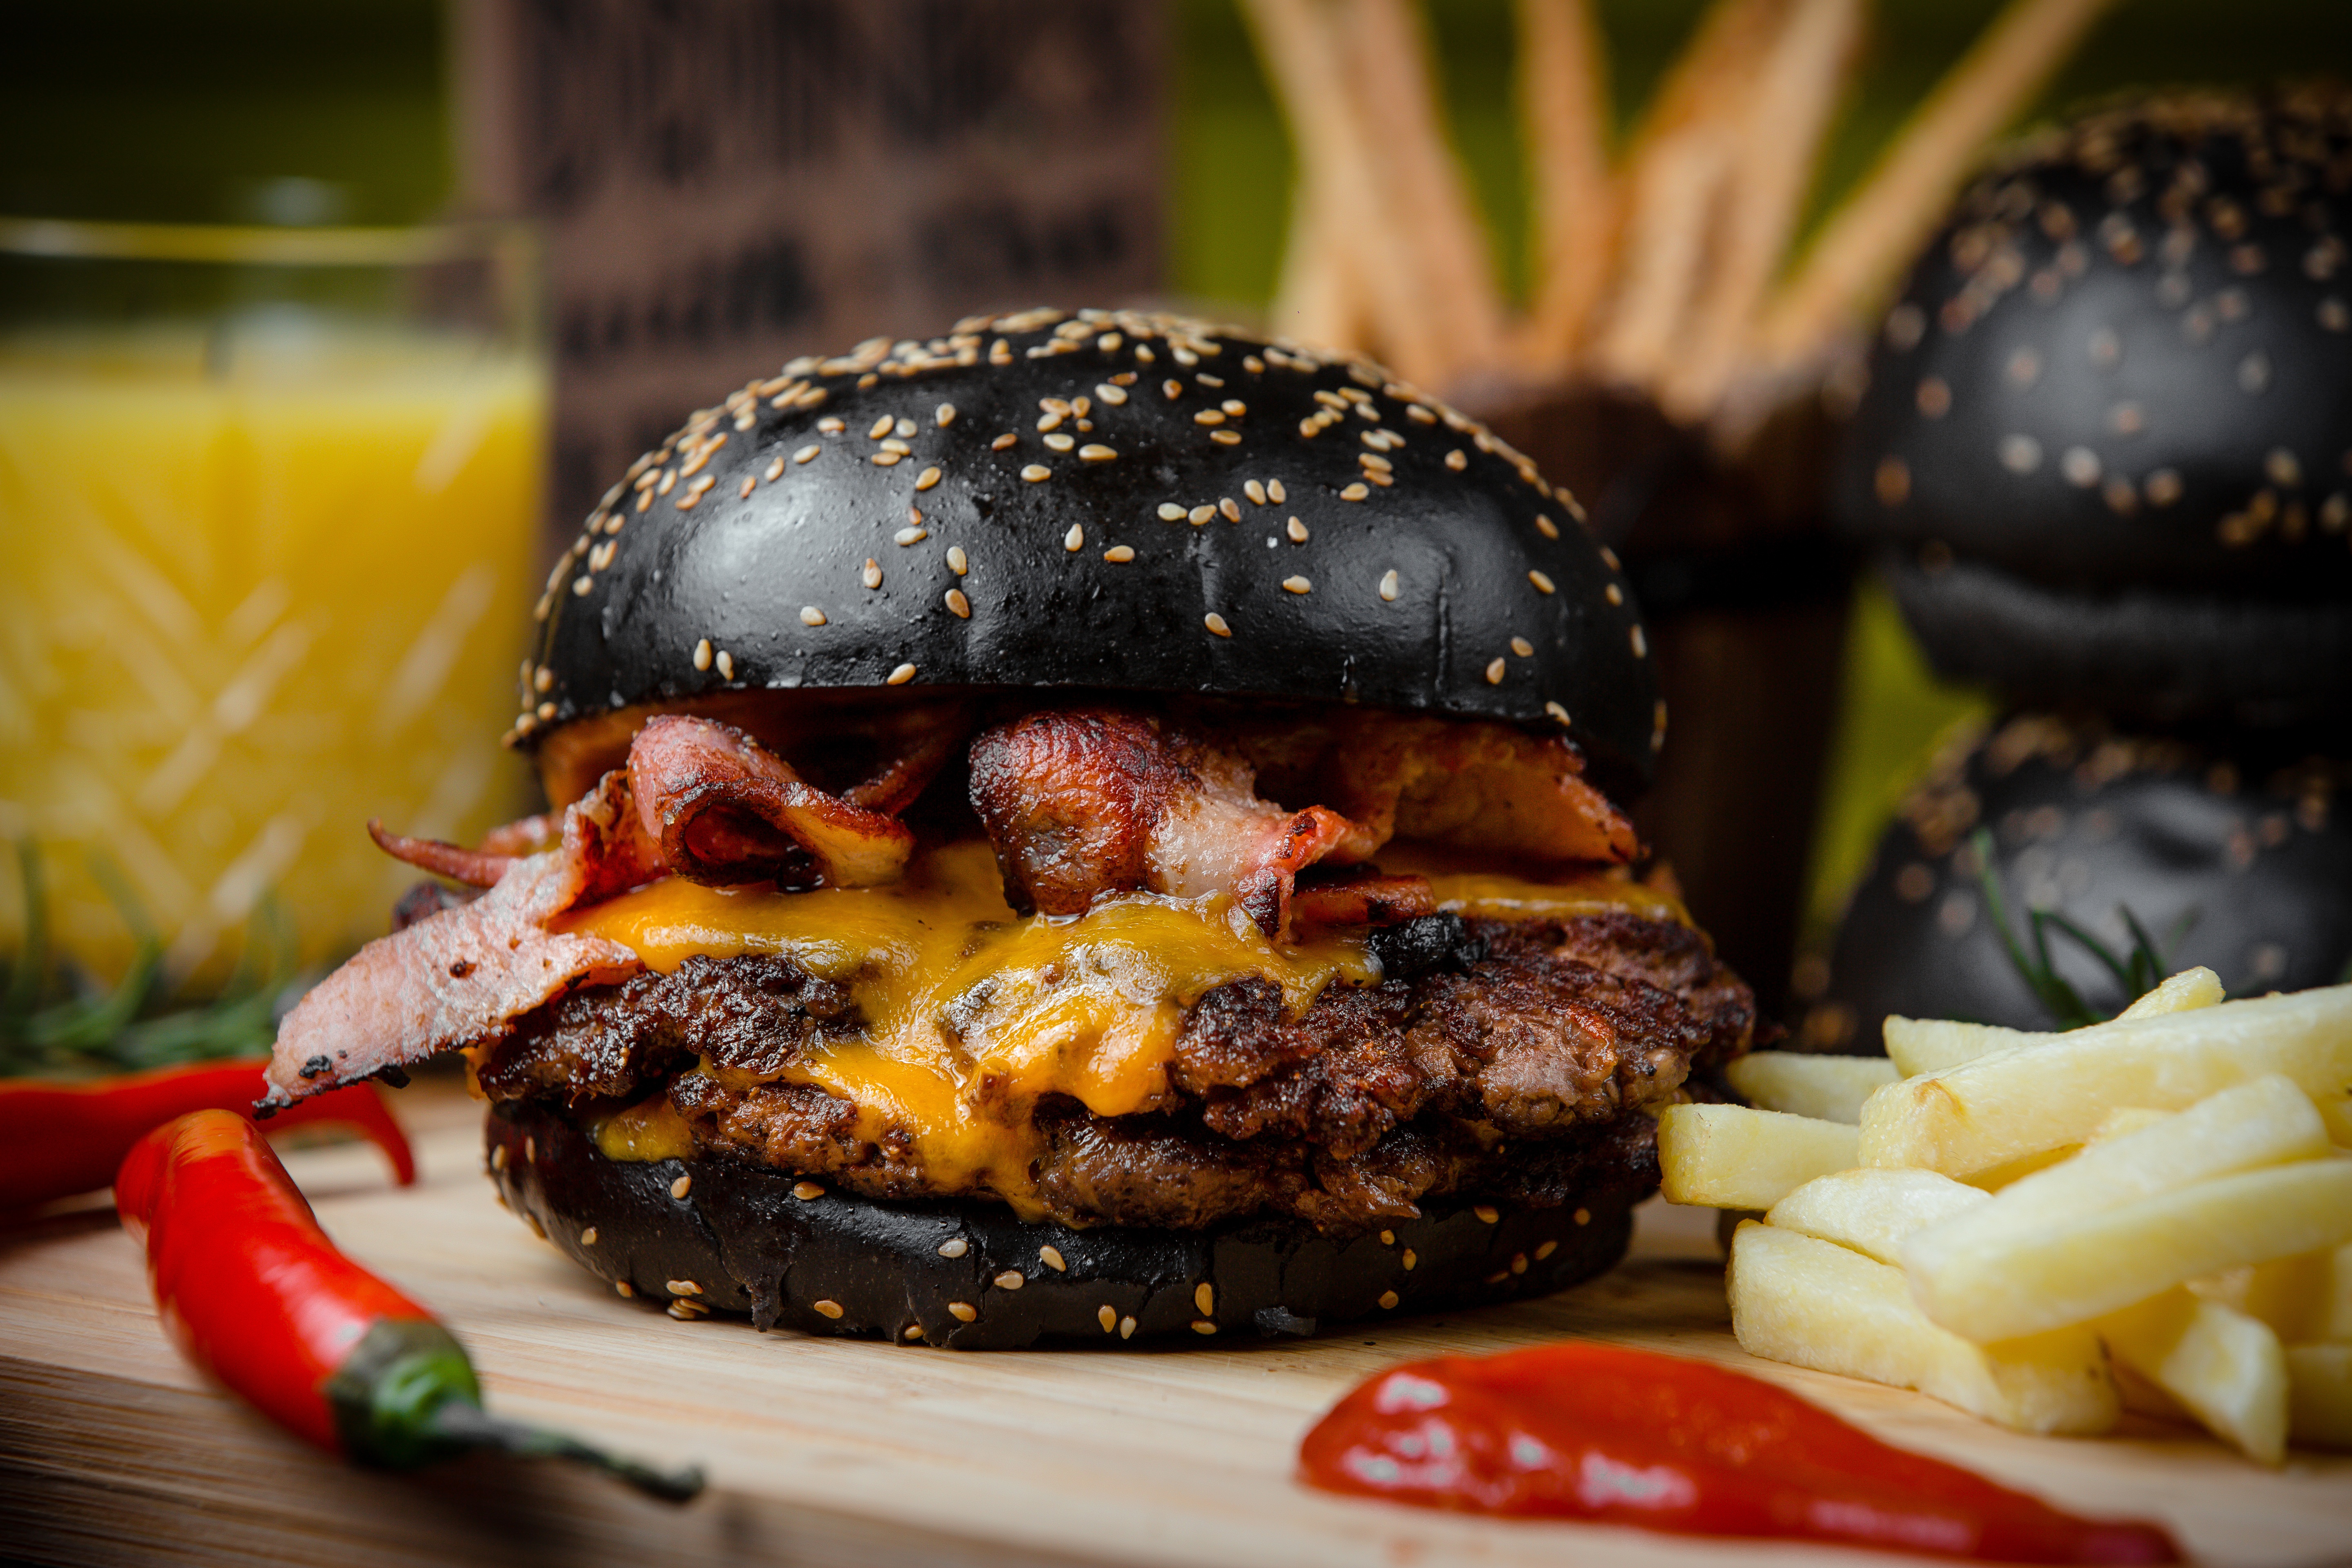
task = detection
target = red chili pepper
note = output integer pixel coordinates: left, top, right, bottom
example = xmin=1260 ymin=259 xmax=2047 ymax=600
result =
xmin=1300 ymin=1342 xmax=2180 ymax=1564
xmin=117 ymin=1110 xmax=700 ymax=1500
xmin=0 ymin=1057 xmax=414 ymax=1212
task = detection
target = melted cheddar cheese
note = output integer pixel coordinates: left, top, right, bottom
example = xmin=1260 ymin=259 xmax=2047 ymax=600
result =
xmin=560 ymin=838 xmax=1682 ymax=1216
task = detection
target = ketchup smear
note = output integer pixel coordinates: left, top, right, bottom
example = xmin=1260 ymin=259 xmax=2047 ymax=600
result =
xmin=1300 ymin=1343 xmax=2180 ymax=1564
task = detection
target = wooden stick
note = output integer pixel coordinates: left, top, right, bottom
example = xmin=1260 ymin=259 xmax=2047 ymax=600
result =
xmin=1584 ymin=0 xmax=1785 ymax=391
xmin=1658 ymin=0 xmax=1862 ymax=420
xmin=1514 ymin=0 xmax=1617 ymax=372
xmin=1268 ymin=178 xmax=1369 ymax=350
xmin=1760 ymin=0 xmax=2119 ymax=367
xmin=1337 ymin=0 xmax=1509 ymax=384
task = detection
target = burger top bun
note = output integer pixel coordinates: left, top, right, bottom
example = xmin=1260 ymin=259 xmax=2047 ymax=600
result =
xmin=517 ymin=308 xmax=1663 ymax=793
xmin=1837 ymin=87 xmax=2352 ymax=599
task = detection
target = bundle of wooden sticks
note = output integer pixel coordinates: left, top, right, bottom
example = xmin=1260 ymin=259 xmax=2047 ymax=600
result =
xmin=1244 ymin=0 xmax=2115 ymax=434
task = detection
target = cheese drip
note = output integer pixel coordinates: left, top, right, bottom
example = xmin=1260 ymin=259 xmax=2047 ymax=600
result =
xmin=561 ymin=839 xmax=1682 ymax=1216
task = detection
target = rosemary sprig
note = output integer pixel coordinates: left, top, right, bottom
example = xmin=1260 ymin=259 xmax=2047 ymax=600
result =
xmin=0 ymin=839 xmax=313 ymax=1078
xmin=1970 ymin=827 xmax=2193 ymax=1029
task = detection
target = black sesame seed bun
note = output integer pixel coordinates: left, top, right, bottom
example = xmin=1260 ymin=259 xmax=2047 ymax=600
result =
xmin=521 ymin=308 xmax=1662 ymax=792
xmin=1835 ymin=88 xmax=2352 ymax=721
xmin=487 ymin=1102 xmax=1636 ymax=1349
xmin=1805 ymin=713 xmax=2352 ymax=1051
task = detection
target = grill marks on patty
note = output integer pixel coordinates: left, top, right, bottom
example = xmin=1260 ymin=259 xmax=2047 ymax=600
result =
xmin=472 ymin=911 xmax=1753 ymax=1230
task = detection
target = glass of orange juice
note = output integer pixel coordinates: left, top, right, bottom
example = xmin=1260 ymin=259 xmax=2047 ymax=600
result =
xmin=0 ymin=218 xmax=546 ymax=1042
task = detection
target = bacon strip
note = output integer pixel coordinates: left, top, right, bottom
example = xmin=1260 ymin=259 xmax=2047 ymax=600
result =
xmin=366 ymin=820 xmax=514 ymax=889
xmin=627 ymin=715 xmax=916 ymax=889
xmin=968 ymin=709 xmax=1372 ymax=936
xmin=1289 ymin=873 xmax=1438 ymax=931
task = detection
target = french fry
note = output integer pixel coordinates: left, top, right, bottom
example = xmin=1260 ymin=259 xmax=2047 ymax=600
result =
xmin=2317 ymin=1091 xmax=2352 ymax=1149
xmin=1657 ymin=1102 xmax=1859 ymax=1210
xmin=1724 ymin=1051 xmax=1900 ymax=1124
xmin=2195 ymin=1243 xmax=2352 ymax=1345
xmin=1904 ymin=1158 xmax=2352 ymax=1345
xmin=2089 ymin=1107 xmax=2174 ymax=1144
xmin=1880 ymin=967 xmax=2225 ymax=1077
xmin=1730 ymin=1222 xmax=2118 ymax=1434
xmin=1515 ymin=0 xmax=1616 ymax=368
xmin=2118 ymin=967 xmax=2227 ymax=1020
xmin=2100 ymin=1289 xmax=2287 ymax=1465
xmin=1860 ymin=986 xmax=2352 ymax=1178
xmin=1767 ymin=1166 xmax=1985 ymax=1266
xmin=2285 ymin=1343 xmax=2352 ymax=1449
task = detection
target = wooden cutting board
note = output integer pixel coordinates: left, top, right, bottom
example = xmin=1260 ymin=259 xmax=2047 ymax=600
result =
xmin=3 ymin=1078 xmax=2347 ymax=1568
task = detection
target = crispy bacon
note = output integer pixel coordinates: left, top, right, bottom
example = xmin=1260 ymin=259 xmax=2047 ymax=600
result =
xmin=366 ymin=820 xmax=514 ymax=889
xmin=1289 ymin=873 xmax=1438 ymax=931
xmin=1237 ymin=711 xmax=1637 ymax=866
xmin=627 ymin=714 xmax=916 ymax=889
xmin=968 ymin=709 xmax=1372 ymax=936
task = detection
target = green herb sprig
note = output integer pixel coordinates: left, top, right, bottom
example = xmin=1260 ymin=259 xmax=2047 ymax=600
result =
xmin=1970 ymin=826 xmax=2193 ymax=1030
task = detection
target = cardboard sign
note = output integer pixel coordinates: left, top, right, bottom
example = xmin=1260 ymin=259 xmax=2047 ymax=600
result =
xmin=452 ymin=0 xmax=1165 ymax=534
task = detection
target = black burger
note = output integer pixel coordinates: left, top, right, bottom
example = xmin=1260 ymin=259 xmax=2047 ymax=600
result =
xmin=265 ymin=309 xmax=1756 ymax=1348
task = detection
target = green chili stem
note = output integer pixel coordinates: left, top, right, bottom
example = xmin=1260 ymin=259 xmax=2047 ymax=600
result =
xmin=426 ymin=1399 xmax=706 ymax=1503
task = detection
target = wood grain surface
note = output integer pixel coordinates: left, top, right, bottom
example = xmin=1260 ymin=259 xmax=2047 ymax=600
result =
xmin=3 ymin=1078 xmax=2347 ymax=1568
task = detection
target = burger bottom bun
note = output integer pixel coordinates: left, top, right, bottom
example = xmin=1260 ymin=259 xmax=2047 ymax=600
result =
xmin=488 ymin=1102 xmax=1638 ymax=1350
xmin=1884 ymin=551 xmax=2352 ymax=726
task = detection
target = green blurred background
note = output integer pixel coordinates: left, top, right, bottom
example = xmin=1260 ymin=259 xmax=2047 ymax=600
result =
xmin=7 ymin=0 xmax=2345 ymax=993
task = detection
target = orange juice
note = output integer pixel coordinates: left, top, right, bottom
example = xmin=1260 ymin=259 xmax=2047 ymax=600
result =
xmin=0 ymin=328 xmax=546 ymax=984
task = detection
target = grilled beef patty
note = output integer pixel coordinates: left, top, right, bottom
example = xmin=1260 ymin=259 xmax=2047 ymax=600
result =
xmin=472 ymin=910 xmax=1753 ymax=1231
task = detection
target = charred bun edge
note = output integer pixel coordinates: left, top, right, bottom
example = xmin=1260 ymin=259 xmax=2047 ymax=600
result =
xmin=487 ymin=1102 xmax=1636 ymax=1350
xmin=1883 ymin=550 xmax=2352 ymax=725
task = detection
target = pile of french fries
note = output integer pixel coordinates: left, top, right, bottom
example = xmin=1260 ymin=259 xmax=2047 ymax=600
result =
xmin=1659 ymin=972 xmax=2352 ymax=1463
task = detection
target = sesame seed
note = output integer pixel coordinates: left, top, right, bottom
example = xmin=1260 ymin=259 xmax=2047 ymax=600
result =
xmin=1378 ymin=1290 xmax=1399 ymax=1310
xmin=801 ymin=606 xmax=827 ymax=626
xmin=1474 ymin=1205 xmax=1500 ymax=1224
xmin=1266 ymin=479 xmax=1286 ymax=503
xmin=1379 ymin=570 xmax=1400 ymax=601
xmin=1043 ymin=432 xmax=1075 ymax=452
xmin=1204 ymin=612 xmax=1232 ymax=637
xmin=1194 ymin=410 xmax=1225 ymax=426
xmin=1287 ymin=518 xmax=1308 ymax=542
xmin=1194 ymin=1283 xmax=1216 ymax=1316
xmin=1245 ymin=480 xmax=1267 ymax=505
xmin=1221 ymin=399 xmax=1246 ymax=416
xmin=1104 ymin=545 xmax=1136 ymax=563
xmin=1630 ymin=626 xmax=1648 ymax=657
xmin=862 ymin=559 xmax=883 ymax=589
xmin=948 ymin=1301 xmax=978 ymax=1322
xmin=1605 ymin=584 xmax=1624 ymax=606
xmin=947 ymin=546 xmax=969 ymax=575
xmin=1574 ymin=1207 xmax=1591 ymax=1225
xmin=1163 ymin=379 xmax=1183 ymax=399
xmin=871 ymin=452 xmax=902 ymax=466
xmin=1486 ymin=658 xmax=1506 ymax=684
xmin=534 ymin=666 xmax=554 ymax=693
xmin=792 ymin=1180 xmax=825 ymax=1200
xmin=668 ymin=1279 xmax=702 ymax=1296
xmin=1528 ymin=570 xmax=1555 ymax=594
xmin=1341 ymin=483 xmax=1369 ymax=501
xmin=1282 ymin=575 xmax=1312 ymax=594
xmin=937 ymin=1237 xmax=967 ymax=1258
xmin=738 ymin=475 xmax=756 ymax=499
xmin=1158 ymin=502 xmax=1186 ymax=521
xmin=992 ymin=432 xmax=1018 ymax=450
xmin=572 ymin=575 xmax=593 ymax=597
xmin=1119 ymin=1316 xmax=1137 ymax=1339
xmin=764 ymin=457 xmax=784 ymax=481
xmin=616 ymin=1279 xmax=634 ymax=1298
xmin=1534 ymin=514 xmax=1559 ymax=540
xmin=1041 ymin=1247 xmax=1068 ymax=1272
xmin=903 ymin=1324 xmax=924 ymax=1341
xmin=915 ymin=466 xmax=942 ymax=491
xmin=1062 ymin=524 xmax=1085 ymax=552
xmin=656 ymin=468 xmax=677 ymax=495
xmin=671 ymin=1175 xmax=693 ymax=1199
xmin=895 ymin=526 xmax=928 ymax=546
xmin=1545 ymin=701 xmax=1571 ymax=726
xmin=536 ymin=701 xmax=557 ymax=721
xmin=715 ymin=651 xmax=734 ymax=680
xmin=666 ymin=1300 xmax=703 ymax=1321
xmin=1359 ymin=452 xmax=1392 ymax=472
xmin=887 ymin=663 xmax=917 ymax=686
xmin=994 ymin=1270 xmax=1025 ymax=1291
xmin=1096 ymin=382 xmax=1127 ymax=405
xmin=1188 ymin=504 xmax=1215 ymax=526
xmin=794 ymin=444 xmax=820 ymax=465
xmin=1215 ymin=498 xmax=1238 ymax=522
xmin=1511 ymin=637 xmax=1533 ymax=657
xmin=491 ymin=1143 xmax=508 ymax=1171
xmin=581 ymin=1227 xmax=598 ymax=1246
xmin=1536 ymin=1239 xmax=1559 ymax=1260
xmin=862 ymin=415 xmax=889 ymax=439
xmin=936 ymin=403 xmax=956 ymax=426
xmin=946 ymin=588 xmax=971 ymax=618
xmin=1098 ymin=1305 xmax=1118 ymax=1332
xmin=1021 ymin=464 xmax=1051 ymax=483
xmin=2061 ymin=446 xmax=2102 ymax=486
xmin=1191 ymin=1320 xmax=1217 ymax=1335
xmin=1402 ymin=1249 xmax=1418 ymax=1270
xmin=1079 ymin=443 xmax=1116 ymax=462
